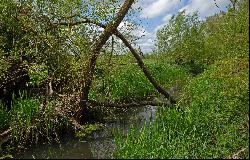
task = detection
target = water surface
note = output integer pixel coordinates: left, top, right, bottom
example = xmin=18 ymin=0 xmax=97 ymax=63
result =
xmin=15 ymin=105 xmax=157 ymax=159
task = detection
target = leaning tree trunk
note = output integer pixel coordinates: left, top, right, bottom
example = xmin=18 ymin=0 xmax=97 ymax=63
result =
xmin=114 ymin=31 xmax=176 ymax=104
xmin=65 ymin=19 xmax=176 ymax=104
xmin=54 ymin=0 xmax=176 ymax=119
xmin=78 ymin=0 xmax=135 ymax=120
xmin=75 ymin=20 xmax=176 ymax=104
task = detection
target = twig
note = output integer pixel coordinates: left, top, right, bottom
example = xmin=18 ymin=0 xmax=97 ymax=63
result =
xmin=231 ymin=148 xmax=246 ymax=159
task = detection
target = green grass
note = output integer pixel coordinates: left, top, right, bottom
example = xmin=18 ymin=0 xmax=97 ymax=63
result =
xmin=0 ymin=92 xmax=63 ymax=147
xmin=0 ymin=101 xmax=9 ymax=132
xmin=9 ymin=93 xmax=41 ymax=143
xmin=0 ymin=93 xmax=41 ymax=134
xmin=113 ymin=58 xmax=249 ymax=159
xmin=89 ymin=59 xmax=190 ymax=103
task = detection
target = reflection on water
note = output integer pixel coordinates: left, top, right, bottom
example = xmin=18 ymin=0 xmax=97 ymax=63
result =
xmin=15 ymin=105 xmax=158 ymax=159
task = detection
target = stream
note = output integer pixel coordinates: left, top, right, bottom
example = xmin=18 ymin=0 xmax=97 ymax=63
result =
xmin=14 ymin=105 xmax=158 ymax=159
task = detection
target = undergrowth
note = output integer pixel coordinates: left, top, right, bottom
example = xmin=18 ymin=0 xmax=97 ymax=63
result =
xmin=113 ymin=58 xmax=249 ymax=159
xmin=90 ymin=60 xmax=190 ymax=103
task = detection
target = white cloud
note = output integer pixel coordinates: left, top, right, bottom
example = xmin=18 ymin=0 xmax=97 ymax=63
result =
xmin=139 ymin=0 xmax=182 ymax=19
xmin=118 ymin=21 xmax=136 ymax=33
xmin=133 ymin=26 xmax=156 ymax=53
xmin=179 ymin=0 xmax=231 ymax=17
xmin=117 ymin=21 xmax=155 ymax=53
xmin=163 ymin=14 xmax=173 ymax=22
xmin=135 ymin=0 xmax=232 ymax=53
xmin=131 ymin=25 xmax=148 ymax=38
xmin=154 ymin=14 xmax=173 ymax=32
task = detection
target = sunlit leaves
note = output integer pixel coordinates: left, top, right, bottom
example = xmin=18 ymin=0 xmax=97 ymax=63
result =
xmin=156 ymin=11 xmax=205 ymax=75
xmin=28 ymin=63 xmax=48 ymax=86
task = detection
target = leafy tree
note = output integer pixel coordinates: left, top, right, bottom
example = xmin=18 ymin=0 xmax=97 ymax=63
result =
xmin=204 ymin=0 xmax=249 ymax=62
xmin=156 ymin=11 xmax=206 ymax=75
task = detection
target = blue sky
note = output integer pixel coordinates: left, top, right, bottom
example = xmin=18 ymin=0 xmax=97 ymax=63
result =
xmin=130 ymin=0 xmax=232 ymax=53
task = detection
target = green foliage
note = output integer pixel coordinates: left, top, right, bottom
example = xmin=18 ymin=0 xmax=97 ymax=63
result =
xmin=0 ymin=101 xmax=9 ymax=132
xmin=28 ymin=63 xmax=48 ymax=86
xmin=145 ymin=59 xmax=191 ymax=91
xmin=113 ymin=3 xmax=249 ymax=157
xmin=156 ymin=0 xmax=249 ymax=75
xmin=204 ymin=0 xmax=249 ymax=63
xmin=0 ymin=0 xmax=92 ymax=93
xmin=9 ymin=92 xmax=41 ymax=143
xmin=89 ymin=56 xmax=190 ymax=103
xmin=0 ymin=0 xmax=141 ymax=152
xmin=0 ymin=154 xmax=13 ymax=159
xmin=156 ymin=11 xmax=206 ymax=75
xmin=0 ymin=92 xmax=63 ymax=146
xmin=0 ymin=0 xmax=248 ymax=159
xmin=75 ymin=123 xmax=104 ymax=138
xmin=114 ymin=57 xmax=249 ymax=159
xmin=0 ymin=52 xmax=9 ymax=81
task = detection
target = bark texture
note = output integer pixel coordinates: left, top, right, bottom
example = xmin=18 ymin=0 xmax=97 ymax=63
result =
xmin=55 ymin=1 xmax=176 ymax=119
xmin=79 ymin=0 xmax=135 ymax=120
xmin=57 ymin=18 xmax=176 ymax=104
xmin=114 ymin=31 xmax=176 ymax=104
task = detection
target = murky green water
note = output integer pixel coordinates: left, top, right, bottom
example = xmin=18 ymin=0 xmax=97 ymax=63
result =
xmin=14 ymin=106 xmax=157 ymax=159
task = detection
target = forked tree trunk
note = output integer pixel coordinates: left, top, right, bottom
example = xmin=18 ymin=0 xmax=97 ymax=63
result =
xmin=69 ymin=19 xmax=176 ymax=104
xmin=79 ymin=0 xmax=135 ymax=120
xmin=55 ymin=1 xmax=176 ymax=120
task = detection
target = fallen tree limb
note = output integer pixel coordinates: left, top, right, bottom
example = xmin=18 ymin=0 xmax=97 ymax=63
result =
xmin=0 ymin=95 xmax=170 ymax=147
xmin=88 ymin=100 xmax=170 ymax=108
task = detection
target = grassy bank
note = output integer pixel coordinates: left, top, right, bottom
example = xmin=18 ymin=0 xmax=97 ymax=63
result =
xmin=113 ymin=57 xmax=249 ymax=159
xmin=0 ymin=94 xmax=64 ymax=154
xmin=0 ymin=58 xmax=190 ymax=156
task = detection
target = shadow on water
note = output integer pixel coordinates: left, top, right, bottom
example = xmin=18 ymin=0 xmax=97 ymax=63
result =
xmin=14 ymin=105 xmax=158 ymax=159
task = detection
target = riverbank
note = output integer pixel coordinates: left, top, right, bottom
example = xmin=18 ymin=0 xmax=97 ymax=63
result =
xmin=13 ymin=106 xmax=158 ymax=159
